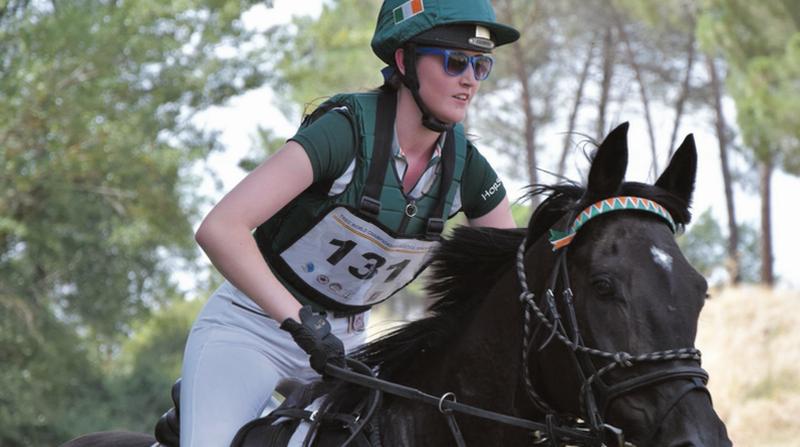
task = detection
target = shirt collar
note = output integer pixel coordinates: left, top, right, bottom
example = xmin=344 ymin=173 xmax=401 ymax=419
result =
xmin=392 ymin=124 xmax=444 ymax=161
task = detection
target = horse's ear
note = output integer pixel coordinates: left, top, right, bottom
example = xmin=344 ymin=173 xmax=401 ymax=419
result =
xmin=656 ymin=134 xmax=697 ymax=204
xmin=586 ymin=122 xmax=629 ymax=197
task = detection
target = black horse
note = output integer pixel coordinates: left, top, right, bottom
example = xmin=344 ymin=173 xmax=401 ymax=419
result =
xmin=62 ymin=123 xmax=731 ymax=446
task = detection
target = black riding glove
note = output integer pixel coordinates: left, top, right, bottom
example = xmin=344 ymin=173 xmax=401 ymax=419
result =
xmin=280 ymin=305 xmax=345 ymax=375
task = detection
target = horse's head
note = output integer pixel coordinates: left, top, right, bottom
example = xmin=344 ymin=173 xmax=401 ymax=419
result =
xmin=523 ymin=123 xmax=731 ymax=446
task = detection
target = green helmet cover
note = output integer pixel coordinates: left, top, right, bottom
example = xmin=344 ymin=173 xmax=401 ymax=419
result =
xmin=371 ymin=0 xmax=520 ymax=64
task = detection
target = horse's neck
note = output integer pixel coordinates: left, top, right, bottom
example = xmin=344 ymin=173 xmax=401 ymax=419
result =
xmin=377 ymin=273 xmax=529 ymax=445
xmin=453 ymin=271 xmax=529 ymax=405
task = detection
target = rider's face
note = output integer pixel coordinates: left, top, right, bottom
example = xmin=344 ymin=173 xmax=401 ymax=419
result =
xmin=414 ymin=48 xmax=484 ymax=124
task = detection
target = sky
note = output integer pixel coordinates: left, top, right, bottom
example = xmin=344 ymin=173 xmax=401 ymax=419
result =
xmin=192 ymin=0 xmax=798 ymax=289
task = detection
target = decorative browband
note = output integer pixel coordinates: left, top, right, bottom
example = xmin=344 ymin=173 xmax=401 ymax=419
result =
xmin=548 ymin=196 xmax=677 ymax=250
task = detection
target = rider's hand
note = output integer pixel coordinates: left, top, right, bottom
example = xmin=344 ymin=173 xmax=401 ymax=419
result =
xmin=280 ymin=306 xmax=345 ymax=375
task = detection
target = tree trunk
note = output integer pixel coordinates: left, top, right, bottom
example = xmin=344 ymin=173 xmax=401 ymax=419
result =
xmin=706 ymin=55 xmax=741 ymax=284
xmin=668 ymin=28 xmax=696 ymax=157
xmin=759 ymin=158 xmax=774 ymax=286
xmin=597 ymin=29 xmax=615 ymax=141
xmin=517 ymin=47 xmax=538 ymax=192
xmin=610 ymin=4 xmax=658 ymax=177
xmin=558 ymin=38 xmax=595 ymax=178
xmin=500 ymin=2 xmax=538 ymax=193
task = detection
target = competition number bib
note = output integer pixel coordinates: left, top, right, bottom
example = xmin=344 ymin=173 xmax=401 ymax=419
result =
xmin=280 ymin=207 xmax=437 ymax=307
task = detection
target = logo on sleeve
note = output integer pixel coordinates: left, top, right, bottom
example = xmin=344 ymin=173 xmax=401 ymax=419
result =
xmin=480 ymin=178 xmax=503 ymax=201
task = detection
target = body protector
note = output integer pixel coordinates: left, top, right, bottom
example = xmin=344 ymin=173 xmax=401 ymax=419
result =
xmin=255 ymin=92 xmax=468 ymax=314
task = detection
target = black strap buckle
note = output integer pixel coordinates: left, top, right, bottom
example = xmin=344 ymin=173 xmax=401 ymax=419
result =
xmin=359 ymin=196 xmax=381 ymax=217
xmin=425 ymin=217 xmax=445 ymax=238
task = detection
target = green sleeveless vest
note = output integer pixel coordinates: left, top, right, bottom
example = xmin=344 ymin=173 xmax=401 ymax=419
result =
xmin=254 ymin=91 xmax=468 ymax=312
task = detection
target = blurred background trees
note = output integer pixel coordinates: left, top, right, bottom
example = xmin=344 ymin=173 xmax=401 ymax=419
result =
xmin=1 ymin=0 xmax=268 ymax=444
xmin=1 ymin=0 xmax=797 ymax=445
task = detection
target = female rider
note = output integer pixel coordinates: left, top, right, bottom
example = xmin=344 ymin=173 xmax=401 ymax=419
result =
xmin=180 ymin=0 xmax=520 ymax=445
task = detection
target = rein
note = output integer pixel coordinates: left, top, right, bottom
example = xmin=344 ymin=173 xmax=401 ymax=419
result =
xmin=324 ymin=359 xmax=599 ymax=446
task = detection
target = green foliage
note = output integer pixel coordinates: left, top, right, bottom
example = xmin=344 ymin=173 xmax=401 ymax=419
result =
xmin=730 ymin=33 xmax=800 ymax=173
xmin=1 ymin=0 xmax=271 ymax=443
xmin=698 ymin=0 xmax=800 ymax=172
xmin=736 ymin=220 xmax=761 ymax=283
xmin=0 ymin=298 xmax=109 ymax=446
xmin=679 ymin=209 xmax=727 ymax=278
xmin=268 ymin=0 xmax=383 ymax=118
xmin=0 ymin=269 xmax=204 ymax=445
xmin=0 ymin=0 xmax=269 ymax=340
xmin=679 ymin=208 xmax=760 ymax=283
xmin=102 ymin=298 xmax=204 ymax=433
xmin=511 ymin=202 xmax=533 ymax=228
xmin=239 ymin=126 xmax=289 ymax=171
xmin=612 ymin=0 xmax=696 ymax=32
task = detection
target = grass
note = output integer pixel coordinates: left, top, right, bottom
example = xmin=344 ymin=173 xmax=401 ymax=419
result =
xmin=697 ymin=286 xmax=800 ymax=447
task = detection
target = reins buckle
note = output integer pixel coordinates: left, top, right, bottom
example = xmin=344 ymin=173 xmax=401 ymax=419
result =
xmin=602 ymin=423 xmax=625 ymax=447
xmin=437 ymin=391 xmax=457 ymax=414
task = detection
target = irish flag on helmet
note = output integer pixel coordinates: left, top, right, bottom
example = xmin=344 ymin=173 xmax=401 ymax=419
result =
xmin=393 ymin=0 xmax=424 ymax=24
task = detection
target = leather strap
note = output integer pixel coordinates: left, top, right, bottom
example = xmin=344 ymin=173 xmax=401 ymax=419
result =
xmin=359 ymin=91 xmax=455 ymax=239
xmin=325 ymin=360 xmax=599 ymax=445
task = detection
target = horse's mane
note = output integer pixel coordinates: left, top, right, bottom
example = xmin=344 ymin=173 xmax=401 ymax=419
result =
xmin=353 ymin=180 xmax=692 ymax=378
xmin=353 ymin=225 xmax=525 ymax=375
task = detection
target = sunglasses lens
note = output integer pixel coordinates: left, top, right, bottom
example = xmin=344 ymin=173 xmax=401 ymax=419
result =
xmin=445 ymin=52 xmax=470 ymax=76
xmin=473 ymin=56 xmax=493 ymax=80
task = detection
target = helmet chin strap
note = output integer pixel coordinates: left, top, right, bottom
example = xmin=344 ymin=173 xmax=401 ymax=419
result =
xmin=400 ymin=43 xmax=453 ymax=133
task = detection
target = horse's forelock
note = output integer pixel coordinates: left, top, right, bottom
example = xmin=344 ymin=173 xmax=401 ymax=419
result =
xmin=524 ymin=184 xmax=583 ymax=245
xmin=524 ymin=181 xmax=692 ymax=247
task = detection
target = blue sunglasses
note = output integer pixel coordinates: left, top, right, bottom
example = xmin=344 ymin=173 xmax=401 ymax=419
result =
xmin=415 ymin=46 xmax=494 ymax=81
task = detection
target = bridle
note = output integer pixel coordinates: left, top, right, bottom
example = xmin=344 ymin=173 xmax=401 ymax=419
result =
xmin=516 ymin=196 xmax=711 ymax=446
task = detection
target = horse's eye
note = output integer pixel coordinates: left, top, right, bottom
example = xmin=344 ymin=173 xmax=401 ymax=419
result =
xmin=591 ymin=277 xmax=616 ymax=298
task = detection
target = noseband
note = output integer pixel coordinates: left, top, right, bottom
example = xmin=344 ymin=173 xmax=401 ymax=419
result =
xmin=516 ymin=196 xmax=710 ymax=446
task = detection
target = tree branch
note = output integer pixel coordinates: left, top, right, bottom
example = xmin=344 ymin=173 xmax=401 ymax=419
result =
xmin=608 ymin=0 xmax=658 ymax=177
xmin=668 ymin=25 xmax=696 ymax=158
xmin=558 ymin=37 xmax=596 ymax=177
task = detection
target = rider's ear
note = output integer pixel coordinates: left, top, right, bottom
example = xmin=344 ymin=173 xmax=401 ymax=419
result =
xmin=394 ymin=48 xmax=406 ymax=75
xmin=586 ymin=122 xmax=629 ymax=198
xmin=656 ymin=134 xmax=697 ymax=205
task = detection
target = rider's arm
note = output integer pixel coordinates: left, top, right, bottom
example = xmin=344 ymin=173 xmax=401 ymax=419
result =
xmin=195 ymin=141 xmax=312 ymax=324
xmin=468 ymin=196 xmax=515 ymax=228
xmin=460 ymin=142 xmax=516 ymax=229
xmin=196 ymin=110 xmax=355 ymax=325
